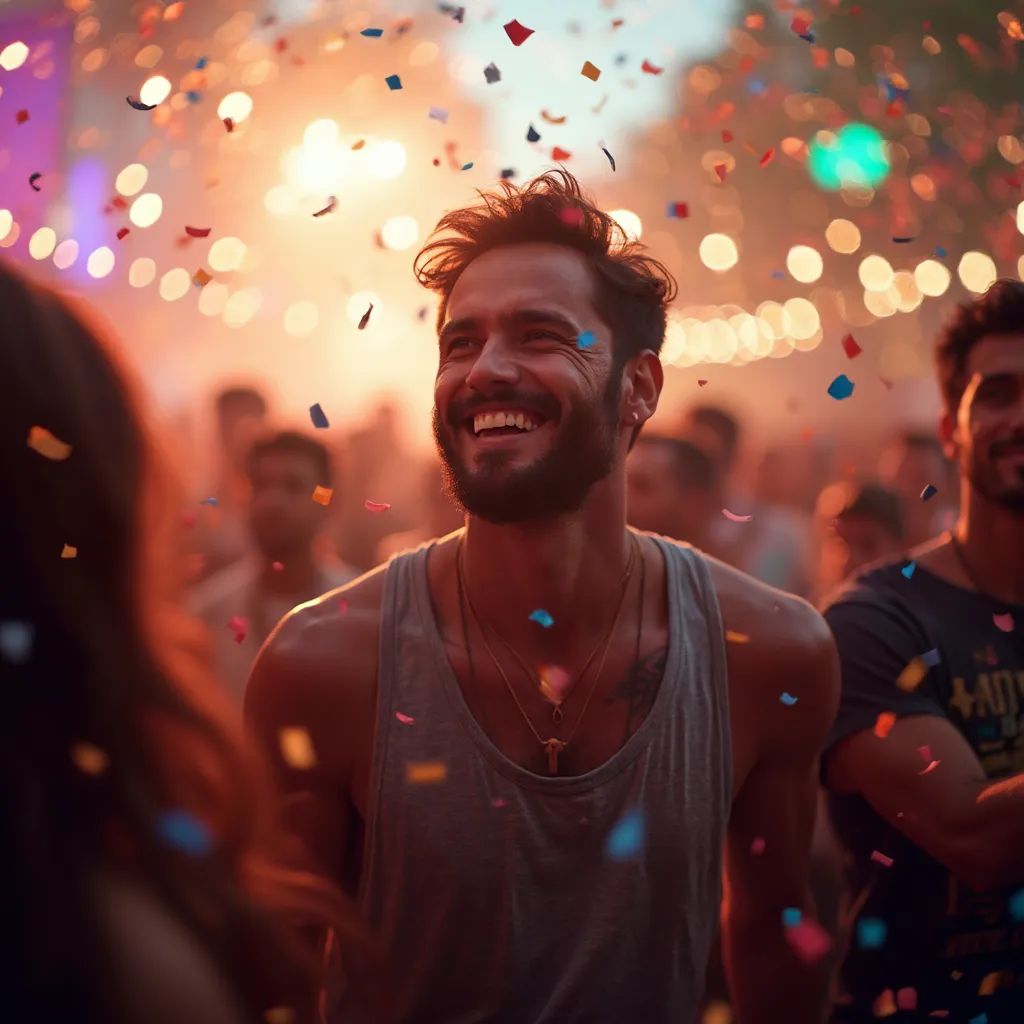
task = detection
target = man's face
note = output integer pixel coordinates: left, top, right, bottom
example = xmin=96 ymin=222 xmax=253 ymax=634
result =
xmin=626 ymin=443 xmax=713 ymax=542
xmin=219 ymin=399 xmax=267 ymax=470
xmin=944 ymin=334 xmax=1024 ymax=514
xmin=432 ymin=243 xmax=625 ymax=523
xmin=247 ymin=452 xmax=325 ymax=559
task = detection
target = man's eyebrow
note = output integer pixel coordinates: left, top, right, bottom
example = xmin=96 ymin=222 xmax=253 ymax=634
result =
xmin=438 ymin=309 xmax=583 ymax=343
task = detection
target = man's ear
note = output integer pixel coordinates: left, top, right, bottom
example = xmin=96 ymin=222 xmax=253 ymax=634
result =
xmin=938 ymin=408 xmax=957 ymax=461
xmin=622 ymin=350 xmax=664 ymax=426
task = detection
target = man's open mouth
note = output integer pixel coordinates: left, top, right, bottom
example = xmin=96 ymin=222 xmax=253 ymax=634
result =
xmin=465 ymin=409 xmax=549 ymax=438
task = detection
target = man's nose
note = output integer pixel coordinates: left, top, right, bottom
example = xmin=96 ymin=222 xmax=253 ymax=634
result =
xmin=464 ymin=336 xmax=519 ymax=391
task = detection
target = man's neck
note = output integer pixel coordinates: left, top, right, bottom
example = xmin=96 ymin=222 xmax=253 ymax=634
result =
xmin=954 ymin=486 xmax=1024 ymax=604
xmin=259 ymin=550 xmax=318 ymax=596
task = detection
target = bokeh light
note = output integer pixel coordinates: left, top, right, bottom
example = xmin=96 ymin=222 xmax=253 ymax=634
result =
xmin=858 ymin=254 xmax=895 ymax=291
xmin=0 ymin=41 xmax=30 ymax=71
xmin=958 ymin=251 xmax=997 ymax=294
xmin=86 ymin=246 xmax=115 ymax=279
xmin=28 ymin=227 xmax=57 ymax=261
xmin=217 ymin=90 xmax=253 ymax=124
xmin=159 ymin=267 xmax=191 ymax=301
xmin=284 ymin=301 xmax=319 ymax=337
xmin=366 ymin=140 xmax=407 ymax=181
xmin=129 ymin=193 xmax=163 ymax=228
xmin=786 ymin=245 xmax=823 ymax=283
xmin=198 ymin=282 xmax=229 ymax=317
xmin=208 ymin=236 xmax=247 ymax=272
xmin=784 ymin=297 xmax=821 ymax=339
xmin=115 ymin=163 xmax=148 ymax=197
xmin=381 ymin=215 xmax=419 ymax=251
xmin=138 ymin=74 xmax=171 ymax=106
xmin=608 ymin=209 xmax=643 ymax=242
xmin=825 ymin=218 xmax=861 ymax=254
xmin=699 ymin=233 xmax=739 ymax=272
xmin=914 ymin=259 xmax=951 ymax=297
xmin=808 ymin=123 xmax=890 ymax=191
xmin=53 ymin=239 xmax=79 ymax=270
xmin=223 ymin=287 xmax=262 ymax=328
xmin=129 ymin=257 xmax=156 ymax=288
xmin=0 ymin=210 xmax=12 ymax=239
xmin=1017 ymin=200 xmax=1024 ymax=235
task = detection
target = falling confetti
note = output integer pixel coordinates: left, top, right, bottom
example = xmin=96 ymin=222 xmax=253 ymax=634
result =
xmin=606 ymin=809 xmax=644 ymax=860
xmin=856 ymin=917 xmax=887 ymax=949
xmin=71 ymin=741 xmax=109 ymax=775
xmin=871 ymin=850 xmax=894 ymax=868
xmin=721 ymin=508 xmax=753 ymax=523
xmin=503 ymin=19 xmax=534 ymax=46
xmin=28 ymin=172 xmax=42 ymax=191
xmin=364 ymin=499 xmax=392 ymax=513
xmin=406 ymin=761 xmax=448 ymax=784
xmin=725 ymin=630 xmax=749 ymax=643
xmin=16 ymin=109 xmax=29 ymax=124
xmin=901 ymin=561 xmax=917 ymax=579
xmin=312 ymin=196 xmax=337 ymax=217
xmin=551 ymin=146 xmax=572 ymax=161
xmin=828 ymin=374 xmax=855 ymax=400
xmin=714 ymin=163 xmax=728 ymax=182
xmin=697 ymin=379 xmax=708 ymax=387
xmin=185 ymin=225 xmax=212 ymax=237
xmin=264 ymin=1008 xmax=297 ymax=1024
xmin=309 ymin=403 xmax=329 ymax=429
xmin=782 ymin=907 xmax=802 ymax=927
xmin=759 ymin=147 xmax=775 ymax=167
xmin=27 ymin=425 xmax=72 ymax=461
xmin=200 ymin=496 xmax=218 ymax=507
xmin=667 ymin=202 xmax=689 ymax=218
xmin=126 ymin=95 xmax=156 ymax=111
xmin=312 ymin=485 xmax=333 ymax=506
xmin=192 ymin=268 xmax=212 ymax=288
xmin=993 ymin=613 xmax=1014 ymax=632
xmin=156 ymin=810 xmax=213 ymax=856
xmin=1008 ymin=889 xmax=1024 ymax=921
xmin=360 ymin=27 xmax=383 ymax=37
xmin=873 ymin=711 xmax=897 ymax=738
xmin=279 ymin=726 xmax=317 ymax=769
xmin=842 ymin=334 xmax=862 ymax=358
xmin=751 ymin=836 xmax=766 ymax=855
xmin=384 ymin=73 xmax=403 ymax=90
xmin=896 ymin=988 xmax=917 ymax=1011
xmin=358 ymin=303 xmax=374 ymax=330
xmin=577 ymin=330 xmax=596 ymax=349
xmin=61 ymin=543 xmax=77 ymax=559
xmin=484 ymin=62 xmax=501 ymax=84
xmin=0 ymin=622 xmax=34 ymax=664
xmin=540 ymin=110 xmax=567 ymax=124
xmin=779 ymin=691 xmax=798 ymax=706
xmin=581 ymin=60 xmax=602 ymax=81
xmin=784 ymin=919 xmax=834 ymax=965
xmin=395 ymin=712 xmax=415 ymax=725
xmin=272 ymin=561 xmax=284 ymax=571
xmin=641 ymin=59 xmax=664 ymax=74
xmin=920 ymin=483 xmax=938 ymax=501
xmin=228 ymin=615 xmax=248 ymax=644
xmin=428 ymin=106 xmax=449 ymax=123
xmin=896 ymin=656 xmax=928 ymax=692
xmin=526 ymin=124 xmax=541 ymax=142
xmin=601 ymin=147 xmax=616 ymax=171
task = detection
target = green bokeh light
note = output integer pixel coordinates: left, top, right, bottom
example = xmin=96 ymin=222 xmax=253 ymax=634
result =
xmin=808 ymin=123 xmax=890 ymax=191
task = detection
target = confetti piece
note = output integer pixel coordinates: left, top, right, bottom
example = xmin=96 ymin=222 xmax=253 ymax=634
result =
xmin=529 ymin=608 xmax=554 ymax=629
xmin=874 ymin=711 xmax=897 ymax=738
xmin=901 ymin=561 xmax=917 ymax=579
xmin=751 ymin=836 xmax=766 ymax=855
xmin=721 ymin=129 xmax=734 ymax=143
xmin=71 ymin=741 xmax=108 ymax=775
xmin=857 ymin=917 xmax=887 ymax=949
xmin=395 ymin=712 xmax=415 ymax=725
xmin=29 ymin=172 xmax=42 ymax=191
xmin=759 ymin=147 xmax=775 ymax=167
xmin=791 ymin=15 xmax=812 ymax=35
xmin=828 ymin=374 xmax=855 ymax=400
xmin=185 ymin=225 xmax=211 ymax=237
xmin=842 ymin=333 xmax=862 ymax=358
xmin=200 ymin=496 xmax=218 ymax=507
xmin=460 ymin=162 xmax=474 ymax=171
xmin=919 ymin=759 xmax=941 ymax=775
xmin=920 ymin=483 xmax=938 ymax=501
xmin=540 ymin=110 xmax=566 ymax=124
xmin=192 ymin=268 xmax=212 ymax=288
xmin=116 ymin=228 xmax=130 ymax=240
xmin=551 ymin=146 xmax=572 ymax=162
xmin=483 ymin=62 xmax=501 ymax=83
xmin=272 ymin=561 xmax=284 ymax=571
xmin=360 ymin=27 xmax=383 ymax=37
xmin=871 ymin=850 xmax=894 ymax=868
xmin=577 ymin=330 xmax=596 ymax=349
xmin=784 ymin=919 xmax=833 ymax=965
xmin=526 ymin=124 xmax=541 ymax=142
xmin=428 ymin=106 xmax=448 ymax=123
xmin=223 ymin=117 xmax=235 ymax=132
xmin=780 ymin=692 xmax=798 ymax=706
xmin=27 ymin=425 xmax=72 ymax=461
xmin=601 ymin=147 xmax=616 ymax=171
xmin=185 ymin=90 xmax=201 ymax=104
xmin=897 ymin=657 xmax=927 ymax=692
xmin=264 ymin=1008 xmax=297 ymax=1024
xmin=581 ymin=60 xmax=601 ymax=81
xmin=0 ymin=622 xmax=34 ymax=664
xmin=126 ymin=95 xmax=156 ymax=111
xmin=921 ymin=648 xmax=941 ymax=668
xmin=61 ymin=543 xmax=77 ymax=559
xmin=364 ymin=499 xmax=392 ymax=513
xmin=312 ymin=196 xmax=337 ymax=217
xmin=309 ymin=403 xmax=329 ymax=429
xmin=934 ymin=246 xmax=948 ymax=259
xmin=969 ymin=1015 xmax=988 ymax=1024
xmin=714 ymin=163 xmax=728 ymax=182
xmin=641 ymin=58 xmax=664 ymax=74
xmin=993 ymin=613 xmax=1014 ymax=632
xmin=725 ymin=630 xmax=749 ymax=643
xmin=338 ymin=597 xmax=349 ymax=615
xmin=722 ymin=507 xmax=753 ymax=523
xmin=606 ymin=809 xmax=644 ymax=860
xmin=892 ymin=236 xmax=915 ymax=244
xmin=16 ymin=109 xmax=29 ymax=124
xmin=896 ymin=988 xmax=917 ymax=1011
xmin=782 ymin=907 xmax=802 ymax=927
xmin=358 ymin=303 xmax=374 ymax=330
xmin=384 ymin=74 xmax=402 ymax=90
xmin=667 ymin=202 xmax=689 ymax=218
xmin=312 ymin=485 xmax=333 ymax=506
xmin=1008 ymin=889 xmax=1024 ymax=921
xmin=406 ymin=761 xmax=447 ymax=784
xmin=491 ymin=797 xmax=507 ymax=808
xmin=279 ymin=726 xmax=317 ymax=769
xmin=228 ymin=615 xmax=248 ymax=643
xmin=156 ymin=810 xmax=213 ymax=856
xmin=503 ymin=19 xmax=534 ymax=46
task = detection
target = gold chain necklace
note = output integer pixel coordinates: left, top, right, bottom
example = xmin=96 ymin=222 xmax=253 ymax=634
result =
xmin=456 ymin=535 xmax=639 ymax=775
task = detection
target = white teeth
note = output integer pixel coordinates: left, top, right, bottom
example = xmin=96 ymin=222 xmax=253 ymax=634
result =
xmin=472 ymin=411 xmax=542 ymax=435
xmin=513 ymin=413 xmax=525 ymax=429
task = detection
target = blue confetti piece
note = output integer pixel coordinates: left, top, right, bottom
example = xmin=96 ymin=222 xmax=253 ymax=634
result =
xmin=200 ymin=496 xmax=218 ymax=507
xmin=827 ymin=374 xmax=855 ymax=400
xmin=577 ymin=330 xmax=596 ymax=350
xmin=934 ymin=246 xmax=948 ymax=259
xmin=361 ymin=27 xmax=384 ymax=37
xmin=529 ymin=608 xmax=554 ymax=629
xmin=970 ymin=1015 xmax=988 ymax=1024
xmin=461 ymin=162 xmax=474 ymax=170
xmin=921 ymin=648 xmax=941 ymax=667
xmin=309 ymin=403 xmax=330 ymax=429
xmin=526 ymin=124 xmax=541 ymax=142
xmin=798 ymin=32 xmax=815 ymax=43
xmin=185 ymin=90 xmax=202 ymax=104
xmin=780 ymin=691 xmax=798 ymax=706
xmin=1009 ymin=889 xmax=1024 ymax=921
xmin=920 ymin=483 xmax=938 ymax=501
xmin=195 ymin=56 xmax=209 ymax=69
xmin=747 ymin=78 xmax=766 ymax=95
xmin=157 ymin=810 xmax=213 ymax=856
xmin=901 ymin=561 xmax=917 ymax=579
xmin=385 ymin=74 xmax=402 ymax=90
xmin=606 ymin=809 xmax=644 ymax=860
xmin=856 ymin=917 xmax=887 ymax=949
xmin=770 ymin=270 xmax=786 ymax=280
xmin=782 ymin=907 xmax=802 ymax=927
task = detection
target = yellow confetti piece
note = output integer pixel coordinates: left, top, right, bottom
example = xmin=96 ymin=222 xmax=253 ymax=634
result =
xmin=311 ymin=484 xmax=333 ymax=506
xmin=278 ymin=727 xmax=317 ymax=770
xmin=27 ymin=425 xmax=72 ymax=461
xmin=896 ymin=657 xmax=927 ymax=692
xmin=71 ymin=741 xmax=109 ymax=775
xmin=725 ymin=630 xmax=749 ymax=644
xmin=263 ymin=1008 xmax=296 ymax=1024
xmin=580 ymin=60 xmax=601 ymax=81
xmin=60 ymin=543 xmax=77 ymax=559
xmin=406 ymin=761 xmax=447 ymax=784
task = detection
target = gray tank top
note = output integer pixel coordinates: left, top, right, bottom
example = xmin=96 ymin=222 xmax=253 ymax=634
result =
xmin=329 ymin=533 xmax=731 ymax=1024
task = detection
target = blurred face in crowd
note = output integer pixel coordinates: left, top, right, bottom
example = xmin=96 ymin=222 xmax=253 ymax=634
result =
xmin=818 ymin=514 xmax=902 ymax=592
xmin=942 ymin=335 xmax=1024 ymax=514
xmin=626 ymin=442 xmax=716 ymax=544
xmin=248 ymin=451 xmax=325 ymax=560
xmin=432 ymin=244 xmax=627 ymax=523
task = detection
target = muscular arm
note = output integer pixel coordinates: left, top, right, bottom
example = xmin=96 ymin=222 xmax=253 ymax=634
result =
xmin=721 ymin=593 xmax=840 ymax=1024
xmin=827 ymin=714 xmax=1024 ymax=892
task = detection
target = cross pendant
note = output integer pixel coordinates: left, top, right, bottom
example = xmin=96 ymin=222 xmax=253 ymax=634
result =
xmin=544 ymin=737 xmax=566 ymax=774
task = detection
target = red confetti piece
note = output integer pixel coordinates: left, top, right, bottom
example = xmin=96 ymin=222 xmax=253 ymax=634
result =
xmin=551 ymin=146 xmax=572 ymax=161
xmin=759 ymin=147 xmax=775 ymax=167
xmin=185 ymin=225 xmax=212 ymax=237
xmin=223 ymin=117 xmax=235 ymax=132
xmin=395 ymin=712 xmax=415 ymax=725
xmin=111 ymin=196 xmax=128 ymax=210
xmin=791 ymin=15 xmax=812 ymax=35
xmin=116 ymin=228 xmax=130 ymax=240
xmin=358 ymin=303 xmax=374 ymax=330
xmin=312 ymin=485 xmax=333 ymax=506
xmin=580 ymin=60 xmax=601 ymax=82
xmin=784 ymin=919 xmax=833 ymax=965
xmin=16 ymin=109 xmax=29 ymax=124
xmin=669 ymin=202 xmax=689 ymax=218
xmin=364 ymin=499 xmax=391 ymax=513
xmin=721 ymin=129 xmax=733 ymax=143
xmin=714 ymin=163 xmax=728 ymax=182
xmin=559 ymin=205 xmax=584 ymax=227
xmin=641 ymin=58 xmax=663 ymax=74
xmin=871 ymin=850 xmax=894 ymax=868
xmin=722 ymin=508 xmax=753 ymax=523
xmin=503 ymin=18 xmax=534 ymax=46
xmin=842 ymin=333 xmax=862 ymax=358
xmin=873 ymin=712 xmax=896 ymax=738
xmin=993 ymin=613 xmax=1014 ymax=632
xmin=697 ymin=379 xmax=708 ymax=387
xmin=228 ymin=615 xmax=248 ymax=643
xmin=896 ymin=989 xmax=917 ymax=1011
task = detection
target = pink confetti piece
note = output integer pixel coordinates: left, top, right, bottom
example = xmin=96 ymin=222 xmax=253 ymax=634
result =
xmin=751 ymin=836 xmax=766 ymax=855
xmin=783 ymin=918 xmax=833 ymax=965
xmin=722 ymin=507 xmax=753 ymax=523
xmin=871 ymin=850 xmax=894 ymax=868
xmin=395 ymin=712 xmax=415 ymax=725
xmin=918 ymin=760 xmax=941 ymax=775
xmin=228 ymin=615 xmax=248 ymax=643
xmin=917 ymin=744 xmax=932 ymax=762
xmin=364 ymin=499 xmax=392 ymax=513
xmin=272 ymin=561 xmax=284 ymax=571
xmin=993 ymin=612 xmax=1014 ymax=632
xmin=491 ymin=797 xmax=507 ymax=808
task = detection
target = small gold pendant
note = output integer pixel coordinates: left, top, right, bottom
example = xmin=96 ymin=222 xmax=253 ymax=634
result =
xmin=544 ymin=737 xmax=566 ymax=774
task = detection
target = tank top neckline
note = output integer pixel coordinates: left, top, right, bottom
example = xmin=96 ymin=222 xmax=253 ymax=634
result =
xmin=409 ymin=529 xmax=685 ymax=796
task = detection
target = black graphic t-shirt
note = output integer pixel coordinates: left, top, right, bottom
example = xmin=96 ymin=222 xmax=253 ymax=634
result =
xmin=821 ymin=560 xmax=1024 ymax=1023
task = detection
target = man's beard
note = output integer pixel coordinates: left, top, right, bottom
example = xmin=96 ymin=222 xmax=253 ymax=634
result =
xmin=433 ymin=376 xmax=621 ymax=524
xmin=966 ymin=441 xmax=1024 ymax=515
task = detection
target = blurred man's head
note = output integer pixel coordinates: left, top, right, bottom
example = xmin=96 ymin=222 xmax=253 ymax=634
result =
xmin=935 ymin=279 xmax=1024 ymax=514
xmin=816 ymin=480 xmax=904 ymax=591
xmin=627 ymin=435 xmax=720 ymax=545
xmin=415 ymin=170 xmax=676 ymax=524
xmin=680 ymin=404 xmax=740 ymax=476
xmin=215 ymin=385 xmax=268 ymax=471
xmin=245 ymin=431 xmax=331 ymax=561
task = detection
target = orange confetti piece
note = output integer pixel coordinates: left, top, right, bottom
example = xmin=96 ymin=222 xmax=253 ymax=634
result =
xmin=406 ymin=761 xmax=448 ymax=784
xmin=312 ymin=485 xmax=333 ymax=506
xmin=192 ymin=268 xmax=212 ymax=287
xmin=27 ymin=425 xmax=72 ymax=461
xmin=279 ymin=727 xmax=317 ymax=770
xmin=351 ymin=138 xmax=366 ymax=150
xmin=896 ymin=656 xmax=927 ymax=692
xmin=264 ymin=1008 xmax=297 ymax=1024
xmin=551 ymin=146 xmax=572 ymax=161
xmin=725 ymin=630 xmax=749 ymax=644
xmin=71 ymin=741 xmax=109 ymax=775
xmin=580 ymin=60 xmax=601 ymax=81
xmin=873 ymin=711 xmax=896 ymax=738
xmin=61 ymin=543 xmax=77 ymax=559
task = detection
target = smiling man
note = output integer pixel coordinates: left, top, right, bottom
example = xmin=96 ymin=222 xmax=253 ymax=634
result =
xmin=246 ymin=171 xmax=838 ymax=1023
xmin=821 ymin=280 xmax=1024 ymax=1023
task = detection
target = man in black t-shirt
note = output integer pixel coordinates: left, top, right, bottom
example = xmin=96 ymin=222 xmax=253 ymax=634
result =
xmin=821 ymin=280 xmax=1024 ymax=1023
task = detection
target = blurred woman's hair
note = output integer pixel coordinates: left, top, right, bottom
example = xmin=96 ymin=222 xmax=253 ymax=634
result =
xmin=0 ymin=261 xmax=385 ymax=1022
